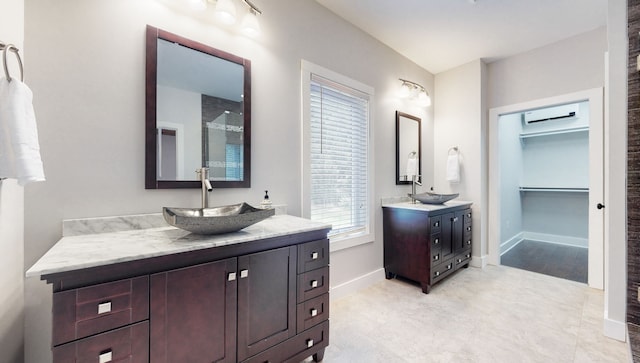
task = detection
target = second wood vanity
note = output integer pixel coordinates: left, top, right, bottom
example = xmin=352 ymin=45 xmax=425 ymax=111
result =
xmin=382 ymin=200 xmax=473 ymax=294
xmin=27 ymin=214 xmax=331 ymax=363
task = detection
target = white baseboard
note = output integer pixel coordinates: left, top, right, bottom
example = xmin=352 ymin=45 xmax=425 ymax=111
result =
xmin=470 ymin=255 xmax=487 ymax=268
xmin=603 ymin=316 xmax=627 ymax=342
xmin=500 ymin=232 xmax=524 ymax=255
xmin=523 ymin=231 xmax=588 ymax=249
xmin=330 ymin=268 xmax=385 ymax=301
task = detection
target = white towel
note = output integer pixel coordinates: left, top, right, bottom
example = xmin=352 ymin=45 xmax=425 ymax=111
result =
xmin=446 ymin=153 xmax=460 ymax=183
xmin=0 ymin=77 xmax=45 ymax=185
xmin=405 ymin=157 xmax=418 ymax=180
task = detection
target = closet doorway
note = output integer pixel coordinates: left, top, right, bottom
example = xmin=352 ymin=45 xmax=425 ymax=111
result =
xmin=488 ymin=88 xmax=604 ymax=289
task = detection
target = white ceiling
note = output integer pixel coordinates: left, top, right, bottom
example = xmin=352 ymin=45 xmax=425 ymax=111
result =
xmin=315 ymin=0 xmax=608 ymax=74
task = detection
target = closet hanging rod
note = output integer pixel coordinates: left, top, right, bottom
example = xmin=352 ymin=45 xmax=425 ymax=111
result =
xmin=0 ymin=41 xmax=24 ymax=82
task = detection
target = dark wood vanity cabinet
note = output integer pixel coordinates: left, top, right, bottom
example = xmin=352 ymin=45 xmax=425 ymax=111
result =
xmin=383 ymin=204 xmax=472 ymax=293
xmin=45 ymin=232 xmax=330 ymax=363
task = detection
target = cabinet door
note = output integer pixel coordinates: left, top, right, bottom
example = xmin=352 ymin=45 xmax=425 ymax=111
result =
xmin=237 ymin=246 xmax=297 ymax=361
xmin=453 ymin=210 xmax=467 ymax=253
xmin=150 ymin=258 xmax=237 ymax=363
xmin=440 ymin=212 xmax=455 ymax=260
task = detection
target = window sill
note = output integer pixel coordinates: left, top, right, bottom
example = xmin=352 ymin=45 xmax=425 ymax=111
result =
xmin=329 ymin=232 xmax=374 ymax=252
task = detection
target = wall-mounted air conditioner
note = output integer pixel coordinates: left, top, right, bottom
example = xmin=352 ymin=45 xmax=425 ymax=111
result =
xmin=522 ymin=103 xmax=579 ymax=124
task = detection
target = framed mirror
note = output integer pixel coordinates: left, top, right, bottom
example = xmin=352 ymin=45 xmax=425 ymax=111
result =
xmin=396 ymin=111 xmax=422 ymax=185
xmin=145 ymin=25 xmax=251 ymax=189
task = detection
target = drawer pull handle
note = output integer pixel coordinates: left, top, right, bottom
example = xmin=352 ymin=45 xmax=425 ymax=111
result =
xmin=433 ymin=255 xmax=439 ymax=261
xmin=228 ymin=272 xmax=237 ymax=281
xmin=310 ymin=308 xmax=318 ymax=317
xmin=467 ymin=227 xmax=471 ymax=231
xmin=452 ymin=217 xmax=458 ymax=222
xmin=435 ymin=271 xmax=440 ymax=277
xmin=466 ymin=254 xmax=471 ymax=258
xmin=434 ymin=238 xmax=439 ymax=245
xmin=306 ymin=339 xmax=314 ymax=348
xmin=457 ymin=259 xmax=462 ymax=263
xmin=99 ymin=350 xmax=113 ymax=363
xmin=97 ymin=302 xmax=112 ymax=315
xmin=311 ymin=252 xmax=319 ymax=260
xmin=310 ymin=280 xmax=318 ymax=288
xmin=467 ymin=213 xmax=471 ymax=218
xmin=467 ymin=240 xmax=471 ymax=245
xmin=447 ymin=264 xmax=452 ymax=270
xmin=434 ymin=221 xmax=439 ymax=227
xmin=240 ymin=269 xmax=249 ymax=279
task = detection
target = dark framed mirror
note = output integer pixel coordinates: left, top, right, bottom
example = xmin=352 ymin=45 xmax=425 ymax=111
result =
xmin=145 ymin=25 xmax=251 ymax=189
xmin=396 ymin=111 xmax=422 ymax=185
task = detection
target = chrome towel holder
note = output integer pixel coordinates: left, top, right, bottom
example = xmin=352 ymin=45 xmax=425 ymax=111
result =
xmin=0 ymin=41 xmax=24 ymax=82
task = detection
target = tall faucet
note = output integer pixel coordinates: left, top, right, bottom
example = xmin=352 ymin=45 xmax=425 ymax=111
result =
xmin=411 ymin=175 xmax=422 ymax=204
xmin=196 ymin=167 xmax=213 ymax=209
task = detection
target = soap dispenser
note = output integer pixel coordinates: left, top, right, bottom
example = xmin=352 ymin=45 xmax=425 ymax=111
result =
xmin=260 ymin=190 xmax=273 ymax=209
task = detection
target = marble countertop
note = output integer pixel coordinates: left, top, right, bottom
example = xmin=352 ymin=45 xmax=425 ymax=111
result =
xmin=381 ymin=198 xmax=473 ymax=212
xmin=26 ymin=214 xmax=330 ymax=278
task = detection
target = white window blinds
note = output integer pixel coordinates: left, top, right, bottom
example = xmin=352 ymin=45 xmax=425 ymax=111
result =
xmin=309 ymin=74 xmax=369 ymax=238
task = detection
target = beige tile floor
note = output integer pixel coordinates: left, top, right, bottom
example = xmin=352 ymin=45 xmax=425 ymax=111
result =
xmin=316 ymin=265 xmax=629 ymax=363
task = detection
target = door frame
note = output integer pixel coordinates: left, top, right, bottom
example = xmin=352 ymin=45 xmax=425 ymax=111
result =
xmin=488 ymin=88 xmax=604 ymax=289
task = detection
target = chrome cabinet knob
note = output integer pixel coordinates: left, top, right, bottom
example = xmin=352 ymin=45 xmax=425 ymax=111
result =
xmin=310 ymin=308 xmax=318 ymax=317
xmin=228 ymin=272 xmax=237 ymax=281
xmin=99 ymin=350 xmax=113 ymax=363
xmin=311 ymin=280 xmax=318 ymax=288
xmin=240 ymin=269 xmax=249 ymax=278
xmin=306 ymin=339 xmax=314 ymax=348
xmin=98 ymin=302 xmax=112 ymax=315
xmin=311 ymin=252 xmax=319 ymax=260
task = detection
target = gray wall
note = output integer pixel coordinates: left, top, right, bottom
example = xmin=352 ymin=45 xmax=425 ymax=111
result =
xmin=22 ymin=0 xmax=434 ymax=360
xmin=0 ymin=2 xmax=25 ymax=362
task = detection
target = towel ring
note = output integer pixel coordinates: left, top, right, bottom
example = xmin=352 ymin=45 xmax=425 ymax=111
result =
xmin=448 ymin=146 xmax=459 ymax=155
xmin=1 ymin=43 xmax=24 ymax=82
xmin=408 ymin=151 xmax=417 ymax=159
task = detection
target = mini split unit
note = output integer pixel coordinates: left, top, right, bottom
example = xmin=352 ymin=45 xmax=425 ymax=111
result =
xmin=522 ymin=103 xmax=579 ymax=124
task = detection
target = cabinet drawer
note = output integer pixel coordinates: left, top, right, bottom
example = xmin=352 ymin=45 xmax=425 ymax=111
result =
xmin=242 ymin=320 xmax=329 ymax=363
xmin=297 ymin=293 xmax=329 ymax=334
xmin=297 ymin=266 xmax=329 ymax=302
xmin=464 ymin=210 xmax=472 ymax=225
xmin=53 ymin=276 xmax=149 ymax=346
xmin=431 ymin=260 xmax=453 ymax=284
xmin=53 ymin=321 xmax=149 ymax=363
xmin=298 ymin=239 xmax=329 ymax=274
xmin=430 ymin=215 xmax=442 ymax=233
xmin=455 ymin=251 xmax=472 ymax=267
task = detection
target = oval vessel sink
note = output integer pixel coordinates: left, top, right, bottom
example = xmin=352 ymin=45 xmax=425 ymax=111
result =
xmin=163 ymin=203 xmax=275 ymax=235
xmin=409 ymin=192 xmax=459 ymax=205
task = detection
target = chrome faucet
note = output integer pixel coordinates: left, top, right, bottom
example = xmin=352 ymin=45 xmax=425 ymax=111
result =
xmin=196 ymin=167 xmax=213 ymax=209
xmin=411 ymin=175 xmax=422 ymax=204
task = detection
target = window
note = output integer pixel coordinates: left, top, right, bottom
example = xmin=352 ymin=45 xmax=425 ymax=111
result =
xmin=302 ymin=61 xmax=374 ymax=251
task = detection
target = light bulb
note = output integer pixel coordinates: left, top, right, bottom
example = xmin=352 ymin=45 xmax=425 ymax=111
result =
xmin=241 ymin=10 xmax=260 ymax=37
xmin=398 ymin=82 xmax=411 ymax=98
xmin=215 ymin=0 xmax=237 ymax=25
xmin=417 ymin=90 xmax=431 ymax=107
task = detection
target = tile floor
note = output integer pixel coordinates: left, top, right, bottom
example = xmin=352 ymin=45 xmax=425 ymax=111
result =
xmin=314 ymin=265 xmax=628 ymax=363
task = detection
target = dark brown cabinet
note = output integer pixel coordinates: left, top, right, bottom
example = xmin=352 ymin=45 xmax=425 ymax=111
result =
xmin=150 ymin=258 xmax=237 ymax=363
xmin=383 ymin=204 xmax=472 ymax=293
xmin=46 ymin=230 xmax=330 ymax=363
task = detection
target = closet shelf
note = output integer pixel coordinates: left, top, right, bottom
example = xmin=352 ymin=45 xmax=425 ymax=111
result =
xmin=519 ymin=126 xmax=589 ymax=139
xmin=519 ymin=187 xmax=589 ymax=193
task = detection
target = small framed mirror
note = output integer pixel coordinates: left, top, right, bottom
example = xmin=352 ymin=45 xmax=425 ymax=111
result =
xmin=396 ymin=111 xmax=421 ymax=185
xmin=145 ymin=25 xmax=251 ymax=189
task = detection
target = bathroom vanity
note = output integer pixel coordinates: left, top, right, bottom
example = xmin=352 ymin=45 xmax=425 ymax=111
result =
xmin=27 ymin=214 xmax=331 ymax=363
xmin=382 ymin=200 xmax=473 ymax=294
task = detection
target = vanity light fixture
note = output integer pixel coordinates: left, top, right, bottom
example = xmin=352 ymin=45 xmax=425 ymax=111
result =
xmin=398 ymin=78 xmax=431 ymax=108
xmin=214 ymin=0 xmax=237 ymax=25
xmin=240 ymin=1 xmax=262 ymax=37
